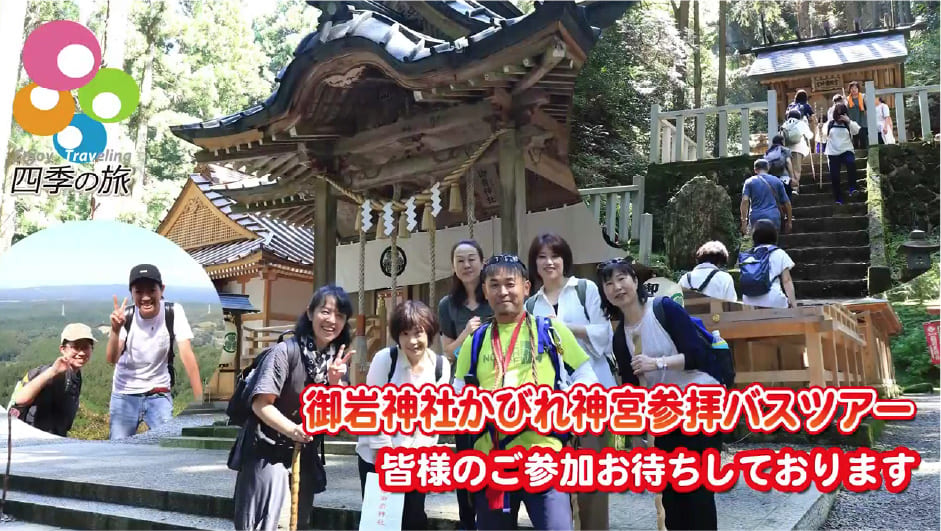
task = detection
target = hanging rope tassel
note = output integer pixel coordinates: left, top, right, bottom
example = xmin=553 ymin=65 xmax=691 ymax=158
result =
xmin=466 ymin=169 xmax=476 ymax=240
xmin=429 ymin=220 xmax=437 ymax=312
xmin=355 ymin=227 xmax=367 ymax=382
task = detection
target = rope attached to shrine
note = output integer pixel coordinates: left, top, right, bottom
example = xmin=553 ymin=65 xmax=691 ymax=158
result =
xmin=466 ymin=169 xmax=476 ymax=240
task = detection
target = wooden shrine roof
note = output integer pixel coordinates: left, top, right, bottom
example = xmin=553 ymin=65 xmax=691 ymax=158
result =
xmin=168 ymin=1 xmax=630 ymax=221
xmin=157 ymin=170 xmax=315 ymax=276
xmin=747 ymin=27 xmax=912 ymax=79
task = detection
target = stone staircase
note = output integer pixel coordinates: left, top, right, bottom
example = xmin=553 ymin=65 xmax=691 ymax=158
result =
xmin=780 ymin=150 xmax=871 ymax=301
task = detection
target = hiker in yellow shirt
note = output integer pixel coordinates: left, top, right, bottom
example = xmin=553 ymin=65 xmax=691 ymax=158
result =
xmin=453 ymin=254 xmax=598 ymax=531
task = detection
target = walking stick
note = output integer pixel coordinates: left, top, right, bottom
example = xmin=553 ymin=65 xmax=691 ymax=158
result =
xmin=290 ymin=442 xmax=302 ymax=531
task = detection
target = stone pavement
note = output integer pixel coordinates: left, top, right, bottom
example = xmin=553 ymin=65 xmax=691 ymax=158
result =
xmin=3 ymin=436 xmax=833 ymax=530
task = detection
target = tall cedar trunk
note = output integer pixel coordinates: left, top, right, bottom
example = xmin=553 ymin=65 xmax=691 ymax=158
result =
xmin=673 ymin=0 xmax=690 ymax=109
xmin=844 ymin=1 xmax=860 ymax=31
xmin=714 ymin=0 xmax=727 ymax=157
xmin=898 ymin=0 xmax=912 ymax=25
xmin=0 ymin=0 xmax=28 ymax=255
xmin=133 ymin=39 xmax=154 ymax=200
xmin=798 ymin=0 xmax=811 ymax=38
xmin=95 ymin=0 xmax=131 ymax=220
xmin=693 ymin=1 xmax=701 ymax=108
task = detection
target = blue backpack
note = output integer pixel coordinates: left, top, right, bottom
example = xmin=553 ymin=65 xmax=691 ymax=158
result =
xmin=463 ymin=315 xmax=572 ymax=448
xmin=651 ymin=297 xmax=735 ymax=388
xmin=738 ymin=245 xmax=782 ymax=297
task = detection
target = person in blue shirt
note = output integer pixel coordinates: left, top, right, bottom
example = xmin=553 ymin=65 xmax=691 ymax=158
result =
xmin=740 ymin=159 xmax=792 ymax=235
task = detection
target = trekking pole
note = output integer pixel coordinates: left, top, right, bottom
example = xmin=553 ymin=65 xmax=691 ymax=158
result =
xmin=289 ymin=442 xmax=302 ymax=531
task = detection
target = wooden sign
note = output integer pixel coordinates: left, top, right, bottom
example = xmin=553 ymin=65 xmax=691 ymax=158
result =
xmin=924 ymin=321 xmax=940 ymax=365
xmin=812 ymin=75 xmax=843 ymax=93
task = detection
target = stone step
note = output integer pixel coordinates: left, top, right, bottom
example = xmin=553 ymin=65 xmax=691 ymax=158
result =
xmin=799 ymin=178 xmax=867 ymax=194
xmin=790 ymin=216 xmax=869 ymax=233
xmin=791 ymin=202 xmax=867 ymax=218
xmin=3 ymin=491 xmax=232 ymax=531
xmin=794 ymin=279 xmax=869 ymax=299
xmin=792 ymin=191 xmax=867 ymax=207
xmin=791 ymin=262 xmax=870 ymax=281
xmin=160 ymin=436 xmax=457 ymax=454
xmin=779 ymin=230 xmax=869 ymax=249
xmin=786 ymin=245 xmax=871 ymax=263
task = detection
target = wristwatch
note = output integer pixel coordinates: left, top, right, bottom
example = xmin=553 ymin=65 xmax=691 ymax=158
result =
xmin=656 ymin=358 xmax=667 ymax=370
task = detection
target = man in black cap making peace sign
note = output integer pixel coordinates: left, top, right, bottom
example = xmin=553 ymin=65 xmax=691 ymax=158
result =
xmin=105 ymin=264 xmax=202 ymax=439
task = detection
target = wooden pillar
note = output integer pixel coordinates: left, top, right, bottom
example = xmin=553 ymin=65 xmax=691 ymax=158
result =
xmin=233 ymin=313 xmax=243 ymax=391
xmin=823 ymin=334 xmax=840 ymax=386
xmin=499 ymin=128 xmax=526 ymax=256
xmin=806 ymin=325 xmax=826 ymax=387
xmin=314 ymin=179 xmax=337 ymax=286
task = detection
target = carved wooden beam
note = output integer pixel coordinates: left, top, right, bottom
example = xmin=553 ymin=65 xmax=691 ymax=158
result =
xmin=523 ymin=147 xmax=577 ymax=193
xmin=512 ymin=39 xmax=567 ymax=96
xmin=349 ymin=144 xmax=500 ymax=191
xmin=332 ymin=100 xmax=495 ymax=156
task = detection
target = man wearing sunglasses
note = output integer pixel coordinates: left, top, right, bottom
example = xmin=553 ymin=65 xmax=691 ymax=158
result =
xmin=8 ymin=323 xmax=95 ymax=437
xmin=453 ymin=254 xmax=598 ymax=531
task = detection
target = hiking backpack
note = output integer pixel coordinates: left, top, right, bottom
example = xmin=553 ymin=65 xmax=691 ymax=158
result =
xmin=764 ymin=145 xmax=788 ymax=176
xmin=225 ymin=331 xmax=301 ymax=426
xmin=683 ymin=269 xmax=720 ymax=295
xmin=738 ymin=245 xmax=782 ymax=297
xmin=525 ymin=279 xmax=590 ymax=320
xmin=122 ymin=302 xmax=176 ymax=386
xmin=463 ymin=315 xmax=573 ymax=447
xmin=651 ymin=296 xmax=735 ymax=387
xmin=386 ymin=345 xmax=444 ymax=384
xmin=780 ymin=117 xmax=803 ymax=145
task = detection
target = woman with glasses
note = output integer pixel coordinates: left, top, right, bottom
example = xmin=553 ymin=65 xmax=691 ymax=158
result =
xmin=597 ymin=258 xmax=722 ymax=530
xmin=526 ymin=234 xmax=616 ymax=531
xmin=438 ymin=239 xmax=492 ymax=530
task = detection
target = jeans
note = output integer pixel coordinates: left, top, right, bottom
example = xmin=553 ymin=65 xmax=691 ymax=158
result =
xmin=109 ymin=391 xmax=173 ymax=439
xmin=474 ymin=488 xmax=573 ymax=530
xmin=827 ymin=151 xmax=858 ymax=203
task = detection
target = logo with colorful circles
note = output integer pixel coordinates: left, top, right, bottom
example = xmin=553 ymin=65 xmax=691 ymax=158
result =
xmin=12 ymin=20 xmax=139 ymax=163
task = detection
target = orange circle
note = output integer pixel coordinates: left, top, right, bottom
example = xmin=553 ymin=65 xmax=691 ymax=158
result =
xmin=12 ymin=83 xmax=75 ymax=136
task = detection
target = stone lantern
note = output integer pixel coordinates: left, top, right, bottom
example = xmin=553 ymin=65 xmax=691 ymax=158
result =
xmin=899 ymin=230 xmax=937 ymax=281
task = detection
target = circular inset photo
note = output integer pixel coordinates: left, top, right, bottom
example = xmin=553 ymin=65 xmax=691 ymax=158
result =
xmin=0 ymin=221 xmax=226 ymax=441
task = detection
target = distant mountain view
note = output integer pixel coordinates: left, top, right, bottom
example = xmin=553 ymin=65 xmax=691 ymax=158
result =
xmin=0 ymin=284 xmax=220 ymax=305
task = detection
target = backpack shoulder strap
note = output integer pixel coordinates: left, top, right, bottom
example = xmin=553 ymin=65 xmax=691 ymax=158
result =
xmin=465 ymin=322 xmax=490 ymax=385
xmin=536 ymin=317 xmax=566 ymax=390
xmin=123 ymin=306 xmax=134 ymax=333
xmin=697 ymin=269 xmax=720 ymax=292
xmin=164 ymin=301 xmax=176 ymax=387
xmin=434 ymin=353 xmax=444 ymax=382
xmin=576 ymin=279 xmax=589 ymax=321
xmin=387 ymin=345 xmax=399 ymax=384
xmin=524 ymin=296 xmax=537 ymax=315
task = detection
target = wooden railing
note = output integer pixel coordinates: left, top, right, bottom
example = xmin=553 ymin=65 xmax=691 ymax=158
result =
xmin=650 ymin=90 xmax=778 ymax=163
xmin=579 ymin=179 xmax=652 ymax=264
xmin=243 ymin=324 xmax=293 ymax=362
xmin=867 ymin=81 xmax=941 ymax=145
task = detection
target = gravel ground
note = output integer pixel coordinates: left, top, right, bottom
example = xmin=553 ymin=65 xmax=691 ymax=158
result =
xmin=821 ymin=393 xmax=940 ymax=531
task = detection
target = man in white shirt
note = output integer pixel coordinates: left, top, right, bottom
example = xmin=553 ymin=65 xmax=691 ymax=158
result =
xmin=679 ymin=241 xmax=738 ymax=302
xmin=106 ymin=264 xmax=202 ymax=439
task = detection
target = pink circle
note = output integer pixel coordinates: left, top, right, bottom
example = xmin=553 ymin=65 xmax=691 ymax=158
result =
xmin=22 ymin=21 xmax=101 ymax=91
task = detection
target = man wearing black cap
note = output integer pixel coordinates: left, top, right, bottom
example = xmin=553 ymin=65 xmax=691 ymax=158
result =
xmin=106 ymin=264 xmax=202 ymax=439
xmin=8 ymin=323 xmax=96 ymax=437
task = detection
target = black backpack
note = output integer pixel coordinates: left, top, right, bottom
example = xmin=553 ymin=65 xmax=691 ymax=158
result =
xmin=386 ymin=345 xmax=444 ymax=384
xmin=226 ymin=331 xmax=300 ymax=426
xmin=651 ymin=296 xmax=735 ymax=388
xmin=123 ymin=302 xmax=176 ymax=386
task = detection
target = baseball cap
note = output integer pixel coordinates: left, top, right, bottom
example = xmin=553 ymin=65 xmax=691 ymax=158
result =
xmin=61 ymin=323 xmax=95 ymax=345
xmin=129 ymin=264 xmax=163 ymax=288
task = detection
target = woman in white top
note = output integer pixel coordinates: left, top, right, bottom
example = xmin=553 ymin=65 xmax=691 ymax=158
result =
xmin=356 ymin=300 xmax=450 ymax=530
xmin=525 ymin=233 xmax=614 ymax=531
xmin=783 ymin=108 xmax=815 ymax=193
xmin=742 ymin=220 xmax=797 ymax=309
xmin=824 ymin=103 xmax=861 ymax=205
xmin=597 ymin=258 xmax=721 ymax=530
xmin=875 ymin=96 xmax=895 ymax=145
xmin=679 ymin=241 xmax=738 ymax=302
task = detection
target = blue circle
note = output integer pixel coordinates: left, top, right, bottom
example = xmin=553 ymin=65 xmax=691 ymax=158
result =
xmin=53 ymin=114 xmax=107 ymax=163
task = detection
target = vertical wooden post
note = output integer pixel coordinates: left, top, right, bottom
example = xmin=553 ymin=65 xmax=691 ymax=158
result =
xmin=740 ymin=108 xmax=750 ymax=155
xmin=918 ymin=89 xmax=931 ymax=140
xmin=618 ymin=191 xmax=630 ymax=244
xmin=674 ymin=115 xmax=685 ymax=162
xmin=718 ymin=110 xmax=728 ymax=158
xmin=639 ymin=213 xmax=653 ymax=264
xmin=805 ymin=324 xmax=826 ymax=387
xmin=696 ymin=113 xmax=706 ymax=160
xmin=649 ymin=104 xmax=661 ymax=163
xmin=591 ymin=195 xmax=601 ymax=225
xmin=767 ymin=89 xmax=778 ymax=139
xmin=499 ymin=128 xmax=526 ymax=256
xmin=631 ymin=175 xmax=644 ymax=240
xmin=313 ymin=179 xmax=337 ymax=286
xmin=894 ymin=92 xmax=907 ymax=143
xmin=823 ymin=334 xmax=839 ymax=386
xmin=865 ymin=81 xmax=879 ymax=146
xmin=605 ymin=193 xmax=616 ymax=243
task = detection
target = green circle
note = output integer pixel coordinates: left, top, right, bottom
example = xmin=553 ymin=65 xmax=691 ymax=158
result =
xmin=77 ymin=68 xmax=140 ymax=123
xmin=223 ymin=332 xmax=237 ymax=353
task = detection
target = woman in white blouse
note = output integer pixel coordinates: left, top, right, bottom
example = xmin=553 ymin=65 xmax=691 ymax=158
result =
xmin=356 ymin=300 xmax=450 ymax=530
xmin=525 ymin=233 xmax=614 ymax=531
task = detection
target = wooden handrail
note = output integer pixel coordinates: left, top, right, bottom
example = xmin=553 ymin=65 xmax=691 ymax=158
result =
xmin=866 ymin=81 xmax=940 ymax=145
